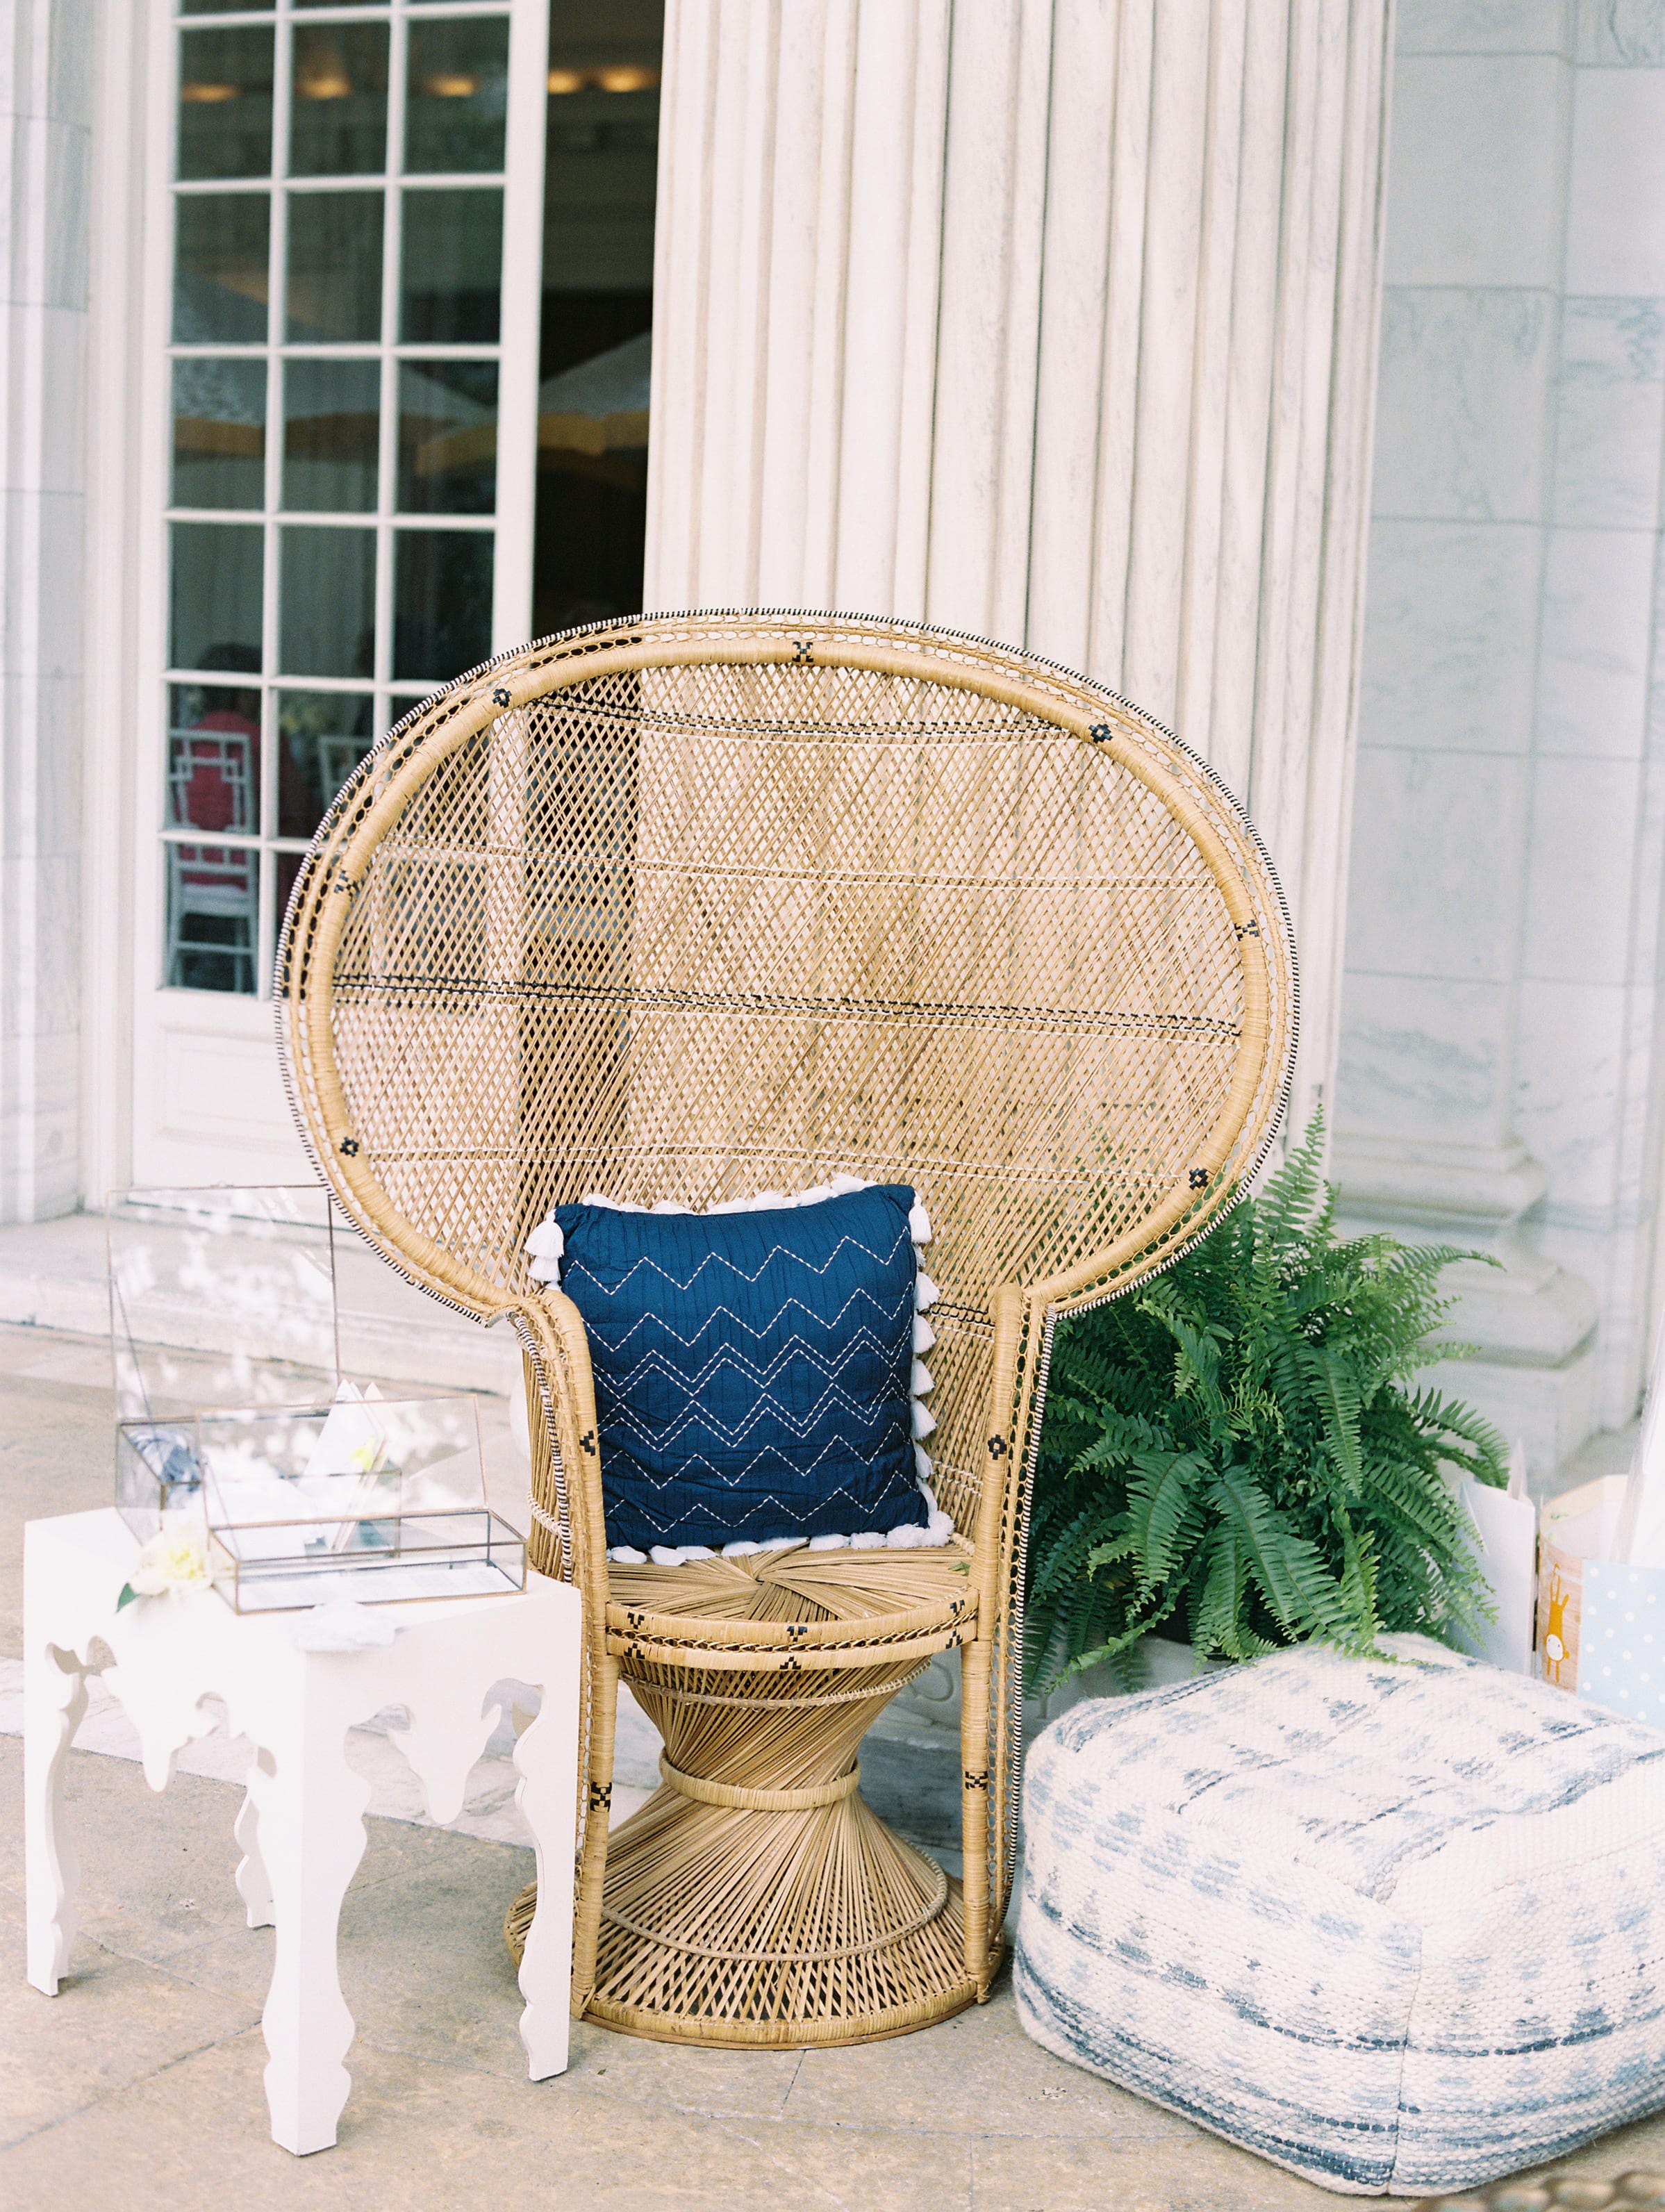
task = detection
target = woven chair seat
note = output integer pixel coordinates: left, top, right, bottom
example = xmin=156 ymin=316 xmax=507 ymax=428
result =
xmin=277 ymin=610 xmax=1297 ymax=2048
xmin=605 ymin=1542 xmax=978 ymax=1660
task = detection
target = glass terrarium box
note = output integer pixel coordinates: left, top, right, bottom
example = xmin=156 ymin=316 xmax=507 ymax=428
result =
xmin=197 ymin=1395 xmax=525 ymax=1615
xmin=108 ymin=1185 xmax=525 ymax=1612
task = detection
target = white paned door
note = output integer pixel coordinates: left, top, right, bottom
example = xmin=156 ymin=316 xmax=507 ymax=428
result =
xmin=130 ymin=0 xmax=548 ymax=1183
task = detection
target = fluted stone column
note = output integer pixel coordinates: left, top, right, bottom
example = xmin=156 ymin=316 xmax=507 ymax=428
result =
xmin=0 ymin=0 xmax=92 ymax=1223
xmin=644 ymin=0 xmax=1395 ymax=1135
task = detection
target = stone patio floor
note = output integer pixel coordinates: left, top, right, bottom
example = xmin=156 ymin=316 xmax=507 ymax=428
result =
xmin=6 ymin=1320 xmax=1665 ymax=2211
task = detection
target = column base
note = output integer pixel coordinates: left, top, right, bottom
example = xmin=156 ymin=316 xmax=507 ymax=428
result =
xmin=1334 ymin=1132 xmax=1600 ymax=1475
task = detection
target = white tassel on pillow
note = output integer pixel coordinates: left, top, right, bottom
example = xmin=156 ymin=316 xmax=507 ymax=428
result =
xmin=915 ymin=1444 xmax=933 ymax=1483
xmin=524 ymin=1216 xmax=564 ymax=1284
xmin=911 ymin=1400 xmax=936 ymax=1440
xmin=915 ymin=1271 xmax=941 ymax=1312
xmin=908 ymin=1200 xmax=932 ymax=1246
xmin=910 ymin=1359 xmax=934 ymax=1397
xmin=913 ymin=1314 xmax=936 ymax=1354
xmin=917 ymin=1479 xmax=954 ymax=1543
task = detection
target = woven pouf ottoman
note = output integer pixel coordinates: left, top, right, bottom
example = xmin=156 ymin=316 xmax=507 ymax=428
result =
xmin=1015 ymin=1637 xmax=1665 ymax=2197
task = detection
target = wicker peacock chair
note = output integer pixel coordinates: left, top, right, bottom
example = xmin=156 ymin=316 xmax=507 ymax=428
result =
xmin=277 ymin=609 xmax=1295 ymax=2049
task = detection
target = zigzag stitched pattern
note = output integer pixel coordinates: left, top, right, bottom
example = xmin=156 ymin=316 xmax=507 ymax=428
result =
xmin=554 ymin=1183 xmax=930 ymax=1551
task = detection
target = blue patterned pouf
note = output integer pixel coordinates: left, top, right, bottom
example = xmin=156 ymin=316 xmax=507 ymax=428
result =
xmin=1014 ymin=1637 xmax=1665 ymax=2197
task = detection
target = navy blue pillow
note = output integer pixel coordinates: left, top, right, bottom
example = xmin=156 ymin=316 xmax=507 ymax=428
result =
xmin=553 ymin=1185 xmax=929 ymax=1553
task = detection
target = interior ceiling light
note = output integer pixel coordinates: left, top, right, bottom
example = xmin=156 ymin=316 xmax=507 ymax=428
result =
xmin=423 ymin=72 xmax=478 ymax=97
xmin=297 ymin=73 xmax=352 ymax=99
xmin=546 ymin=64 xmax=661 ymax=94
xmin=180 ymin=82 xmax=242 ymax=103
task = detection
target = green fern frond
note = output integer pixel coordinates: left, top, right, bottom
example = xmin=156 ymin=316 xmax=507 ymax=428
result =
xmin=1023 ymin=1107 xmax=1502 ymax=1692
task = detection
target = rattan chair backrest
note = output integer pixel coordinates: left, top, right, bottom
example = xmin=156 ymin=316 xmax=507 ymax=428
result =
xmin=280 ymin=611 xmax=1295 ymax=1541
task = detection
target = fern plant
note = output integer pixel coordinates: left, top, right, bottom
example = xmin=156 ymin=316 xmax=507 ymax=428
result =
xmin=1025 ymin=1113 xmax=1507 ymax=1691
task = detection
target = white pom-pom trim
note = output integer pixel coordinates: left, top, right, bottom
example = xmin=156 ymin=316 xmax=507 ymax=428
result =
xmin=908 ymin=1201 xmax=932 ymax=1246
xmin=607 ymin=1544 xmax=647 ymax=1565
xmin=913 ymin=1315 xmax=936 ymax=1354
xmin=886 ymin=1507 xmax=953 ymax=1547
xmin=911 ymin=1400 xmax=937 ymax=1440
xmin=910 ymin=1359 xmax=934 ymax=1397
xmin=915 ymin=1271 xmax=940 ymax=1312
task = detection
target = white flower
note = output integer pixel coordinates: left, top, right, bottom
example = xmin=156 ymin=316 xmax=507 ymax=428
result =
xmin=128 ymin=1528 xmax=213 ymax=1599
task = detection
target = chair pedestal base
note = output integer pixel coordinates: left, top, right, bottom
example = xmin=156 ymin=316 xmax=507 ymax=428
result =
xmin=507 ymin=1658 xmax=988 ymax=2048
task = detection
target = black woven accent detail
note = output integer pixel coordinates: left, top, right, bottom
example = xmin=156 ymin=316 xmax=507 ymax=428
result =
xmin=963 ymin=1770 xmax=989 ymax=1792
xmin=579 ymin=1430 xmax=597 ymax=1455
xmin=1188 ymin=1168 xmax=1209 ymax=1189
xmin=339 ymin=1137 xmax=360 ymax=1157
xmin=791 ymin=638 xmax=814 ymax=663
xmin=492 ymin=686 xmax=511 ymax=707
xmin=1087 ymin=723 xmax=1112 ymax=743
xmin=588 ymin=1781 xmax=612 ymax=1810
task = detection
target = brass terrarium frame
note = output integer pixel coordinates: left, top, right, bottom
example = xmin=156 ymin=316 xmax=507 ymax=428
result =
xmin=277 ymin=609 xmax=1296 ymax=2049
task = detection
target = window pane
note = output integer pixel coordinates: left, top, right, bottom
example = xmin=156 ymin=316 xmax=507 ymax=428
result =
xmin=183 ymin=0 xmax=272 ymax=12
xmin=174 ymin=194 xmax=270 ymax=342
xmin=283 ymin=358 xmax=379 ymax=511
xmin=405 ymin=17 xmax=509 ymax=175
xmin=280 ymin=525 xmax=376 ymax=678
xmin=166 ymin=844 xmax=260 ymax=996
xmin=285 ymin=190 xmax=383 ymax=340
xmin=169 ymin=522 xmax=264 ymax=673
xmin=394 ymin=529 xmax=492 ymax=681
xmin=290 ymin=23 xmax=390 ymax=178
xmin=178 ymin=27 xmax=274 ymax=181
xmin=400 ymin=189 xmax=502 ymax=342
xmin=167 ymin=682 xmax=261 ymax=833
xmin=172 ymin=357 xmax=266 ymax=510
xmin=397 ymin=360 xmax=496 ymax=514
xmin=277 ymin=689 xmax=373 ymax=840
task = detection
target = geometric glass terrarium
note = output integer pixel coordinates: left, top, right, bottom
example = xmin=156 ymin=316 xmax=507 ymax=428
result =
xmin=197 ymin=1394 xmax=526 ymax=1613
xmin=110 ymin=1184 xmax=345 ymax=1542
xmin=108 ymin=1185 xmax=526 ymax=1608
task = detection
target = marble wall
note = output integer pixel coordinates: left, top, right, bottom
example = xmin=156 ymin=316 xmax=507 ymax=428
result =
xmin=1338 ymin=0 xmax=1665 ymax=1467
xmin=0 ymin=0 xmax=90 ymax=1223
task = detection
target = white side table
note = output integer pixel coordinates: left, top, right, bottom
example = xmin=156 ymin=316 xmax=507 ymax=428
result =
xmin=23 ymin=1508 xmax=581 ymax=2156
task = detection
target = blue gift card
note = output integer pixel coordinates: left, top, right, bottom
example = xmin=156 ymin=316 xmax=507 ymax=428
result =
xmin=1579 ymin=1561 xmax=1665 ymax=1728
